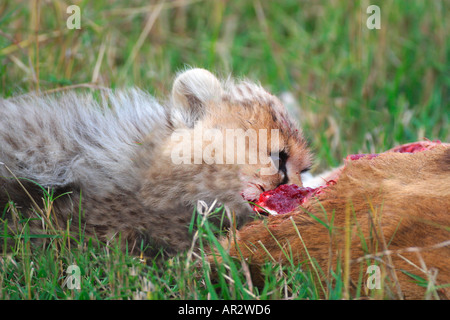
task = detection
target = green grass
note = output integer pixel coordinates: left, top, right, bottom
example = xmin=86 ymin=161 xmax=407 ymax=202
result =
xmin=2 ymin=192 xmax=436 ymax=300
xmin=0 ymin=0 xmax=448 ymax=300
xmin=0 ymin=197 xmax=332 ymax=300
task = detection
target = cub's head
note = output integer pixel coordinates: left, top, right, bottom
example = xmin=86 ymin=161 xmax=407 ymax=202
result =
xmin=169 ymin=68 xmax=312 ymax=207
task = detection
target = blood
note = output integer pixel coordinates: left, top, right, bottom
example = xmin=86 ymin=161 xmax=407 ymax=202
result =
xmin=252 ymin=181 xmax=336 ymax=215
xmin=344 ymin=141 xmax=443 ymax=162
xmin=253 ymin=184 xmax=316 ymax=215
xmin=389 ymin=140 xmax=442 ymax=153
xmin=345 ymin=153 xmax=379 ymax=161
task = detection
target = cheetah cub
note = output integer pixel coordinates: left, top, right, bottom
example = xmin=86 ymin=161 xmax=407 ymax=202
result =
xmin=0 ymin=68 xmax=311 ymax=255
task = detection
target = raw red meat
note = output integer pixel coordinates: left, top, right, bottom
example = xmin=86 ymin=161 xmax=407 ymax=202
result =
xmin=345 ymin=153 xmax=379 ymax=161
xmin=252 ymin=184 xmax=317 ymax=215
xmin=252 ymin=181 xmax=336 ymax=215
xmin=388 ymin=140 xmax=442 ymax=153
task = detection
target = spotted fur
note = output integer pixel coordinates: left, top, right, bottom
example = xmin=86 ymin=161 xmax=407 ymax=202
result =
xmin=0 ymin=68 xmax=311 ymax=255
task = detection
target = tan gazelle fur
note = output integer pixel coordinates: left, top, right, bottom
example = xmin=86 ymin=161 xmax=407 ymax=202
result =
xmin=211 ymin=145 xmax=450 ymax=299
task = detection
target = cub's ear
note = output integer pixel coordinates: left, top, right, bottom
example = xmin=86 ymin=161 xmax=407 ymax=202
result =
xmin=171 ymin=68 xmax=222 ymax=127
